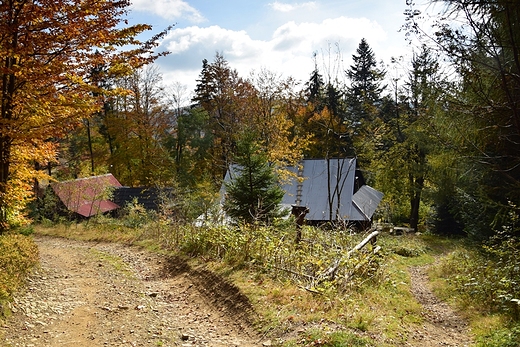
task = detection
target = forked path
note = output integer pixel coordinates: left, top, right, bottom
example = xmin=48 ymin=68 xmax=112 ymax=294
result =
xmin=407 ymin=264 xmax=473 ymax=347
xmin=2 ymin=236 xmax=262 ymax=347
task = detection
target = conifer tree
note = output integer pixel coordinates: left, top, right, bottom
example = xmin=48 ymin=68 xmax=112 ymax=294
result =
xmin=374 ymin=46 xmax=443 ymax=230
xmin=346 ymin=38 xmax=386 ymax=125
xmin=305 ymin=54 xmax=325 ymax=105
xmin=344 ymin=39 xmax=387 ymax=171
xmin=406 ymin=0 xmax=520 ymax=237
xmin=223 ymin=131 xmax=285 ymax=225
xmin=192 ymin=53 xmax=255 ymax=179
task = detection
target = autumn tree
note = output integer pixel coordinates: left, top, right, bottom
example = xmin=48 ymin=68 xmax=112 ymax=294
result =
xmin=64 ymin=117 xmax=110 ymax=179
xmin=304 ymin=101 xmax=351 ymax=159
xmin=301 ymin=51 xmax=353 ymax=159
xmin=248 ymin=68 xmax=310 ymax=172
xmin=0 ymin=0 xmax=169 ymax=230
xmin=63 ymin=63 xmax=114 ymax=179
xmin=105 ymin=65 xmax=174 ymax=187
xmin=192 ymin=53 xmax=256 ymax=180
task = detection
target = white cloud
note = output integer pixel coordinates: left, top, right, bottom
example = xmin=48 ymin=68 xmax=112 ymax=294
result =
xmin=158 ymin=16 xmax=389 ymax=92
xmin=130 ymin=0 xmax=205 ymax=22
xmin=271 ymin=17 xmax=386 ymax=54
xmin=163 ymin=26 xmax=265 ymax=64
xmin=269 ymin=1 xmax=317 ymax=12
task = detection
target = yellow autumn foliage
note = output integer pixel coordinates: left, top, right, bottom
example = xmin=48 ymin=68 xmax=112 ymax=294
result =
xmin=0 ymin=0 xmax=169 ymax=230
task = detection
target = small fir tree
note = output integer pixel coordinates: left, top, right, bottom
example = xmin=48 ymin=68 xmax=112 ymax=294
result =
xmin=223 ymin=132 xmax=286 ymax=225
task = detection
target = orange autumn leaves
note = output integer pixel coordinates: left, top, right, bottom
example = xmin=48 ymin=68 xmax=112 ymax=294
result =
xmin=0 ymin=0 xmax=169 ymax=228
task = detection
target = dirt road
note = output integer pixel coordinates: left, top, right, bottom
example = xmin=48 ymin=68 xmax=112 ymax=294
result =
xmin=2 ymin=235 xmax=475 ymax=347
xmin=2 ymin=236 xmax=263 ymax=347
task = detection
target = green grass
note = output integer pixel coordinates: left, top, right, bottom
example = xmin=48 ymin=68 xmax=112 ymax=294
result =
xmin=283 ymin=328 xmax=372 ymax=347
xmin=210 ymin=232 xmax=458 ymax=346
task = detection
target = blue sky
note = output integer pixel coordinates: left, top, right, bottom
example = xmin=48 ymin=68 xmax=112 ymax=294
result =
xmin=127 ymin=0 xmax=431 ymax=96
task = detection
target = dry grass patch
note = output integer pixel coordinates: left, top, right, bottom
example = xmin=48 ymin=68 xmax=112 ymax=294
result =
xmin=0 ymin=233 xmax=39 ymax=323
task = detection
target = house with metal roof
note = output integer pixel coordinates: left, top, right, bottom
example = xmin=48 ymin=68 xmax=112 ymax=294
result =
xmin=50 ymin=173 xmax=122 ymax=218
xmin=112 ymin=187 xmax=175 ymax=212
xmin=222 ymin=158 xmax=383 ymax=224
xmin=281 ymin=158 xmax=383 ymax=223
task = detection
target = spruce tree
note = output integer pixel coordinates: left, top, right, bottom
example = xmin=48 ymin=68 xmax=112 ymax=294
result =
xmin=346 ymin=38 xmax=386 ymax=123
xmin=305 ymin=54 xmax=325 ymax=105
xmin=223 ymin=132 xmax=285 ymax=225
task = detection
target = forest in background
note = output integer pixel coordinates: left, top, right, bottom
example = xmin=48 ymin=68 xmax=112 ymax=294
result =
xmin=0 ymin=0 xmax=517 ymax=240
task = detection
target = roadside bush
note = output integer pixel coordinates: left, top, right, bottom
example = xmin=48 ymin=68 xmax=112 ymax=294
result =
xmin=16 ymin=225 xmax=35 ymax=236
xmin=475 ymin=323 xmax=520 ymax=347
xmin=483 ymin=235 xmax=520 ymax=319
xmin=29 ymin=186 xmax=62 ymax=223
xmin=86 ymin=209 xmax=384 ymax=293
xmin=121 ymin=198 xmax=157 ymax=229
xmin=435 ymin=208 xmax=520 ymax=320
xmin=167 ymin=221 xmax=383 ymax=293
xmin=0 ymin=233 xmax=39 ymax=305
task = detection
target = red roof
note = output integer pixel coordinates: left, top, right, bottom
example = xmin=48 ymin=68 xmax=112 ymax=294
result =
xmin=51 ymin=174 xmax=122 ymax=217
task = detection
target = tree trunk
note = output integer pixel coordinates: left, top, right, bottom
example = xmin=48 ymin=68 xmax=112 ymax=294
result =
xmin=0 ymin=138 xmax=10 ymax=233
xmin=0 ymin=53 xmax=17 ymax=233
xmin=409 ymin=175 xmax=424 ymax=232
xmin=86 ymin=119 xmax=95 ymax=174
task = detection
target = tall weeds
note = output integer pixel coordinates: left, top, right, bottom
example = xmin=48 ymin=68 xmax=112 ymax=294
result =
xmin=121 ymin=206 xmax=384 ymax=293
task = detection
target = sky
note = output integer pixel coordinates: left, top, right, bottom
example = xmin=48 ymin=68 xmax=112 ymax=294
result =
xmin=126 ymin=0 xmax=431 ymax=98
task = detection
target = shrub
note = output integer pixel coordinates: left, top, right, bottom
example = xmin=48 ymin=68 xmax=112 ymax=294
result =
xmin=87 ymin=207 xmax=383 ymax=294
xmin=476 ymin=324 xmax=520 ymax=347
xmin=121 ymin=198 xmax=157 ymax=229
xmin=16 ymin=225 xmax=35 ymax=236
xmin=171 ymin=222 xmax=383 ymax=293
xmin=30 ymin=186 xmax=62 ymax=223
xmin=0 ymin=234 xmax=39 ymax=306
xmin=436 ymin=208 xmax=520 ymax=320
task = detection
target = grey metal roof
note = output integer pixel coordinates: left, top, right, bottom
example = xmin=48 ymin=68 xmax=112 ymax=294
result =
xmin=222 ymin=158 xmax=383 ymax=222
xmin=352 ymin=185 xmax=385 ymax=221
xmin=281 ymin=158 xmax=358 ymax=221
